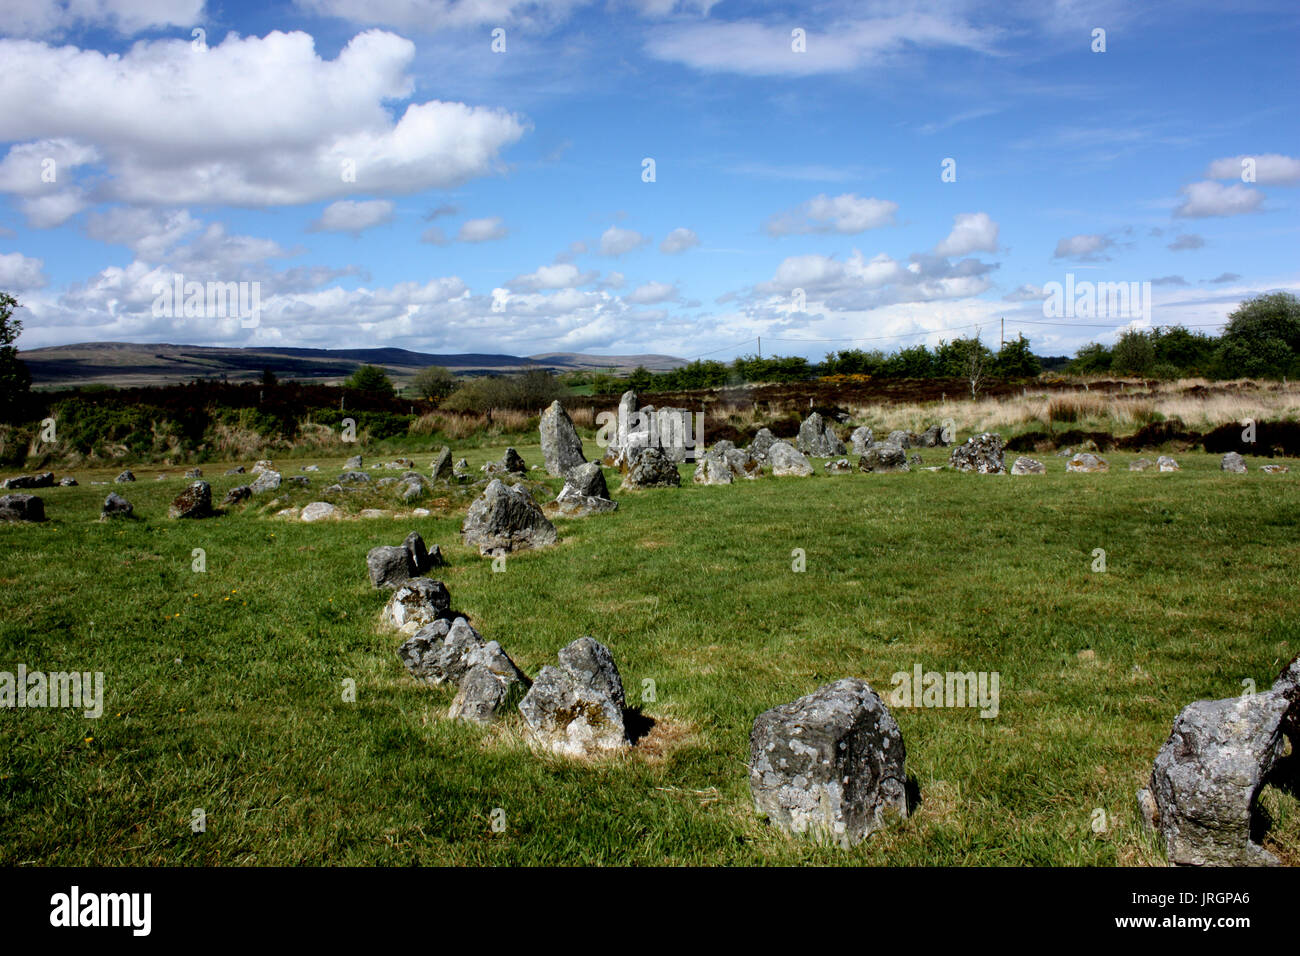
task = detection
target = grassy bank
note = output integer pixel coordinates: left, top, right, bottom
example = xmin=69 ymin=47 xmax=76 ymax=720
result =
xmin=1 ymin=441 xmax=1297 ymax=865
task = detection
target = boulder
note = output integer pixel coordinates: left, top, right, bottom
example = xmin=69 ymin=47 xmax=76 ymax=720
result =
xmin=450 ymin=641 xmax=532 ymax=725
xmin=1221 ymin=452 xmax=1247 ymax=473
xmin=301 ymin=465 xmax=320 ymax=472
xmin=101 ymin=493 xmax=133 ymax=519
xmin=555 ymin=462 xmax=618 ymax=515
xmin=58 ymin=477 xmax=77 ymax=487
xmin=1066 ymin=453 xmax=1109 ymax=473
xmin=0 ymin=493 xmax=44 ymax=522
xmin=168 ymin=481 xmax=213 ymax=519
xmin=398 ymin=616 xmax=487 ymax=686
xmin=622 ymin=447 xmax=682 ymax=489
xmin=886 ymin=429 xmax=915 ymax=450
xmin=518 ymin=637 xmax=629 ymax=757
xmin=115 ymin=470 xmax=136 ymax=483
xmin=502 ymin=447 xmax=527 ymax=474
xmin=430 ymin=446 xmax=453 ymax=481
xmin=693 ymin=455 xmax=734 ymax=485
xmin=453 ymin=458 xmax=470 ymax=478
xmin=224 ymin=466 xmax=246 ymax=475
xmin=749 ymin=678 xmax=909 ymax=848
xmin=221 ymin=485 xmax=251 ymax=507
xmin=1130 ymin=458 xmax=1152 ymax=472
xmin=858 ymin=443 xmax=909 ymax=474
xmin=796 ymin=412 xmax=846 ymax=457
xmin=849 ymin=426 xmax=874 ymax=456
xmin=768 ymin=441 xmax=813 ymax=477
xmin=1010 ymin=456 xmax=1046 ymax=475
xmin=915 ymin=425 xmax=949 ymax=448
xmin=382 ymin=578 xmax=453 ymax=634
xmin=462 ymin=479 xmax=558 ymax=555
xmin=1261 ymin=463 xmax=1289 ymax=474
xmin=338 ymin=470 xmax=371 ymax=483
xmin=367 ymin=531 xmax=442 ymax=588
xmin=539 ymin=400 xmax=588 ymax=477
xmin=1 ymin=472 xmax=54 ymax=490
xmin=748 ymin=428 xmax=777 ymax=462
xmin=251 ymin=460 xmax=274 ymax=476
xmin=300 ymin=501 xmax=340 ymax=522
xmin=344 ymin=455 xmax=363 ymax=470
xmin=949 ymin=433 xmax=1006 ymax=474
xmin=1138 ymin=656 xmax=1300 ymax=866
xmin=1157 ymin=455 xmax=1180 ymax=472
xmin=250 ymin=470 xmax=282 ymax=494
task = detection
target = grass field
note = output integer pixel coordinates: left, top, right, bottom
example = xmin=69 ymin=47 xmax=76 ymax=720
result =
xmin=2 ymin=441 xmax=1298 ymax=865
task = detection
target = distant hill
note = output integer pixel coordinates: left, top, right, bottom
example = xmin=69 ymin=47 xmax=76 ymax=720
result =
xmin=19 ymin=342 xmax=687 ymax=389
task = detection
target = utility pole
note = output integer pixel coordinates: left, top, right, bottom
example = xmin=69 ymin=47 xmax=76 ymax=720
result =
xmin=757 ymin=336 xmax=761 ymax=359
xmin=1000 ymin=316 xmax=1004 ymax=350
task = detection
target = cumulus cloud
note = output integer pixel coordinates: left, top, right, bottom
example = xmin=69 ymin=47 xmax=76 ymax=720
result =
xmin=0 ymin=251 xmax=48 ymax=290
xmin=764 ymin=193 xmax=898 ymax=237
xmin=1053 ymin=233 xmax=1113 ymax=261
xmin=1003 ymin=283 xmax=1047 ymax=302
xmin=457 ymin=216 xmax=507 ymax=242
xmin=0 ymin=0 xmax=203 ymax=38
xmin=295 ymin=0 xmax=590 ymax=31
xmin=1167 ymin=233 xmax=1205 ymax=251
xmin=309 ymin=199 xmax=395 ymax=235
xmin=1204 ymin=153 xmax=1300 ymax=185
xmin=599 ymin=225 xmax=649 ymax=256
xmin=625 ymin=280 xmax=677 ymax=304
xmin=659 ymin=227 xmax=699 ymax=254
xmin=507 ymin=262 xmax=597 ymax=292
xmin=0 ymin=31 xmax=527 ymax=222
xmin=84 ymin=207 xmax=202 ymax=259
xmin=1174 ymin=181 xmax=1263 ymax=218
xmin=933 ymin=212 xmax=998 ymax=257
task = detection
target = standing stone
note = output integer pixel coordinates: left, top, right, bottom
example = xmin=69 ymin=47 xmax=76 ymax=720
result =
xmin=0 ymin=473 xmax=54 ymax=489
xmin=601 ymin=390 xmax=639 ymax=466
xmin=555 ymin=462 xmax=618 ymax=515
xmin=849 ymin=426 xmax=874 ymax=456
xmin=948 ymin=433 xmax=1006 ymax=474
xmin=101 ymin=493 xmax=133 ymax=519
xmin=1066 ymin=453 xmax=1109 ymax=473
xmin=301 ymin=501 xmax=340 ymax=522
xmin=693 ymin=455 xmax=734 ymax=485
xmin=796 ymin=412 xmax=847 ymax=457
xmin=449 ymin=641 xmax=532 ymax=725
xmin=858 ymin=443 xmax=909 ymax=474
xmin=886 ymin=430 xmax=915 ymax=450
xmin=462 ymin=479 xmax=558 ymax=555
xmin=0 ymin=494 xmax=44 ymax=522
xmin=430 ymin=446 xmax=453 ymax=481
xmin=518 ymin=637 xmax=629 ymax=757
xmin=1010 ymin=456 xmax=1046 ymax=475
xmin=382 ymin=578 xmax=452 ymax=634
xmin=344 ymin=455 xmax=363 ymax=471
xmin=539 ymin=400 xmax=588 ymax=476
xmin=1157 ymin=455 xmax=1180 ymax=472
xmin=453 ymin=457 xmax=470 ymax=478
xmin=749 ymin=678 xmax=908 ymax=848
xmin=1138 ymin=659 xmax=1299 ymax=866
xmin=748 ymin=428 xmax=777 ymax=462
xmin=251 ymin=460 xmax=274 ymax=476
xmin=168 ymin=481 xmax=213 ymax=519
xmin=398 ymin=616 xmax=486 ymax=686
xmin=621 ymin=447 xmax=681 ymax=489
xmin=768 ymin=441 xmax=813 ymax=477
xmin=221 ymin=486 xmax=251 ymax=507
xmin=367 ymin=531 xmax=441 ymax=588
xmin=250 ymin=469 xmax=282 ymax=494
xmin=1221 ymin=452 xmax=1247 ymax=473
xmin=115 ymin=470 xmax=136 ymax=483
xmin=916 ymin=425 xmax=949 ymax=447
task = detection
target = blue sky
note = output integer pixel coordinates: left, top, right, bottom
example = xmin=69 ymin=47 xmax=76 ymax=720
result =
xmin=1 ymin=0 xmax=1297 ymax=361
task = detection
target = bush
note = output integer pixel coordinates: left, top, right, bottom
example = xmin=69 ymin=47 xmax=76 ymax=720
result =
xmin=442 ymin=369 xmax=564 ymax=413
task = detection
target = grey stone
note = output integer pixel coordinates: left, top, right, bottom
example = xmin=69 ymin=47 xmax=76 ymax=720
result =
xmin=886 ymin=430 xmax=915 ymax=450
xmin=622 ymin=447 xmax=682 ymax=489
xmin=0 ymin=472 xmax=54 ymax=489
xmin=221 ymin=485 xmax=251 ymax=507
xmin=1157 ymin=455 xmax=1180 ymax=472
xmin=251 ymin=460 xmax=274 ymax=475
xmin=749 ymin=678 xmax=908 ymax=849
xmin=824 ymin=458 xmax=853 ymax=474
xmin=449 ymin=641 xmax=531 ymax=725
xmin=300 ymin=501 xmax=339 ymax=522
xmin=555 ymin=462 xmax=618 ymax=515
xmin=518 ymin=637 xmax=629 ymax=757
xmin=858 ymin=443 xmax=909 ymax=473
xmin=250 ymin=469 xmax=282 ymax=493
xmin=58 ymin=477 xmax=77 ymax=487
xmin=383 ymin=578 xmax=453 ymax=634
xmin=915 ymin=425 xmax=949 ymax=448
xmin=768 ymin=440 xmax=813 ymax=477
xmin=539 ymin=400 xmax=588 ymax=477
xmin=796 ymin=412 xmax=847 ymax=457
xmin=849 ymin=426 xmax=874 ymax=456
xmin=339 ymin=470 xmax=371 ymax=483
xmin=1130 ymin=458 xmax=1153 ymax=472
xmin=168 ymin=481 xmax=213 ymax=519
xmin=748 ymin=428 xmax=777 ymax=462
xmin=1261 ymin=463 xmax=1289 ymax=474
xmin=1066 ymin=453 xmax=1109 ymax=473
xmin=344 ymin=455 xmax=363 ymax=470
xmin=398 ymin=616 xmax=485 ymax=687
xmin=185 ymin=468 xmax=202 ymax=479
xmin=101 ymin=492 xmax=133 ymax=519
xmin=0 ymin=494 xmax=45 ymax=522
xmin=430 ymin=446 xmax=453 ymax=481
xmin=224 ymin=466 xmax=246 ymax=475
xmin=114 ymin=470 xmax=136 ymax=483
xmin=462 ymin=479 xmax=558 ymax=555
xmin=949 ymin=433 xmax=1006 ymax=474
xmin=1221 ymin=452 xmax=1247 ymax=474
xmin=1010 ymin=456 xmax=1046 ymax=475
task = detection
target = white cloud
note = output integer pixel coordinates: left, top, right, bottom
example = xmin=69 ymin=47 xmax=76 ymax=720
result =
xmin=765 ymin=193 xmax=898 ymax=236
xmin=659 ymin=227 xmax=699 ymax=254
xmin=625 ymin=280 xmax=677 ymax=304
xmin=599 ymin=225 xmax=649 ymax=256
xmin=295 ymin=0 xmax=589 ymax=31
xmin=84 ymin=207 xmax=202 ymax=259
xmin=507 ymin=262 xmax=596 ymax=292
xmin=1204 ymin=153 xmax=1300 ymax=185
xmin=0 ymin=31 xmax=527 ymax=219
xmin=0 ymin=251 xmax=47 ymax=290
xmin=310 ymin=199 xmax=395 ymax=235
xmin=934 ymin=212 xmax=998 ymax=257
xmin=1053 ymin=233 xmax=1113 ymax=261
xmin=0 ymin=0 xmax=203 ymax=37
xmin=1002 ymin=283 xmax=1047 ymax=302
xmin=457 ymin=216 xmax=507 ymax=242
xmin=1174 ymin=181 xmax=1264 ymax=218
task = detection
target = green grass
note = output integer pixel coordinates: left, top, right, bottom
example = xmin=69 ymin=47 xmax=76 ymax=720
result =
xmin=2 ymin=443 xmax=1297 ymax=865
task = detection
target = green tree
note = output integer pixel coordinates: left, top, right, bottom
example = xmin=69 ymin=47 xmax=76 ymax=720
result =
xmin=0 ymin=292 xmax=32 ymax=421
xmin=1110 ymin=329 xmax=1156 ymax=375
xmin=411 ymin=365 xmax=457 ymax=402
xmin=627 ymin=365 xmax=653 ymax=392
xmin=1069 ymin=342 xmax=1113 ymax=375
xmin=344 ymin=364 xmax=395 ymax=395
xmin=1215 ymin=291 xmax=1300 ymax=378
xmin=992 ymin=333 xmax=1041 ymax=378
